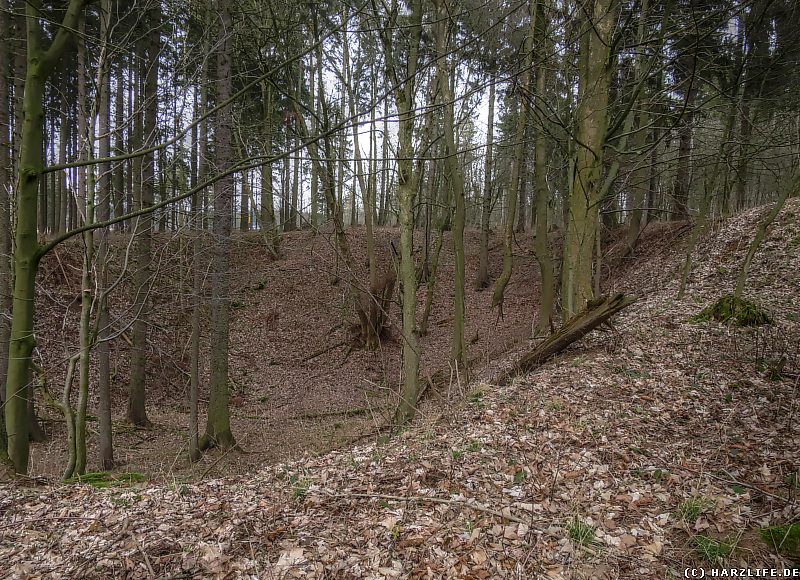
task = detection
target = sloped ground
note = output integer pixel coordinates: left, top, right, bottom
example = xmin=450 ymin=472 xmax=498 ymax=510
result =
xmin=2 ymin=201 xmax=799 ymax=577
xmin=28 ymin=226 xmax=538 ymax=478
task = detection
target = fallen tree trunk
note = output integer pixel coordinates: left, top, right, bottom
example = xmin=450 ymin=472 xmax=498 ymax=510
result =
xmin=497 ymin=293 xmax=636 ymax=384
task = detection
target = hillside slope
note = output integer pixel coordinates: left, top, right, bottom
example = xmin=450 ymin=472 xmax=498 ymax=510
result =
xmin=2 ymin=201 xmax=799 ymax=577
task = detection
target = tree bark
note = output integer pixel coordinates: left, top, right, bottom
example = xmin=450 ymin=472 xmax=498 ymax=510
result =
xmin=561 ymin=0 xmax=616 ymax=319
xmin=376 ymin=0 xmax=424 ymax=425
xmin=127 ymin=2 xmax=160 ymax=427
xmin=5 ymin=0 xmax=86 ymax=473
xmin=96 ymin=0 xmax=114 ymax=469
xmin=498 ymin=294 xmax=636 ymax=383
xmin=475 ymin=81 xmax=495 ymax=290
xmin=492 ymin=0 xmax=536 ymax=313
xmin=434 ymin=0 xmax=467 ymax=373
xmin=202 ymin=0 xmax=236 ymax=450
xmin=532 ymin=0 xmax=554 ymax=336
xmin=0 ymin=0 xmax=11 ymax=464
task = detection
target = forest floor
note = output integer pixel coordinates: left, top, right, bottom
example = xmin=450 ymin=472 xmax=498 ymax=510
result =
xmin=2 ymin=200 xmax=800 ymax=577
xmin=25 ymin=224 xmax=542 ymax=479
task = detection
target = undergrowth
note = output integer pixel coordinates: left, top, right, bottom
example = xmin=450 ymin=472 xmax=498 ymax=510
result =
xmin=691 ymin=295 xmax=772 ymax=327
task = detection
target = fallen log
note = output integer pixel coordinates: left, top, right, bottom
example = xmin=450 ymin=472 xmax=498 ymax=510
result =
xmin=496 ymin=293 xmax=636 ymax=384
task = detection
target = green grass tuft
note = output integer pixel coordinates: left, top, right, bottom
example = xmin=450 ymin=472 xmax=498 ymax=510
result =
xmin=693 ymin=535 xmax=735 ymax=563
xmin=566 ymin=516 xmax=596 ymax=547
xmin=678 ymin=497 xmax=714 ymax=522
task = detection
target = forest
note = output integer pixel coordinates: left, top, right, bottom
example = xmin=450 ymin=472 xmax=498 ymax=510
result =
xmin=0 ymin=0 xmax=799 ymax=576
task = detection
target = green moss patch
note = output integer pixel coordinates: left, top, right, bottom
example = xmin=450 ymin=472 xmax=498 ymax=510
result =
xmin=760 ymin=524 xmax=800 ymax=561
xmin=691 ymin=295 xmax=772 ymax=327
xmin=66 ymin=471 xmax=146 ymax=489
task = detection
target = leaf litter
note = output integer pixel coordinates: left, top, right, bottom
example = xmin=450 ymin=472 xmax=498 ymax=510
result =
xmin=2 ymin=201 xmax=799 ymax=578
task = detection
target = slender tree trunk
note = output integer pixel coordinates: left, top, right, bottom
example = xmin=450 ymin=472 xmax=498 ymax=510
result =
xmin=532 ymin=0 xmax=554 ymax=335
xmin=310 ymin=52 xmax=318 ymax=228
xmin=113 ymin=62 xmax=125 ymax=226
xmin=127 ymin=4 xmax=160 ymax=427
xmin=188 ymin=80 xmax=201 ymax=463
xmin=492 ymin=1 xmax=536 ymax=313
xmin=624 ymin=0 xmax=650 ymax=253
xmin=58 ymin=109 xmax=68 ymax=234
xmin=377 ymin=0 xmax=424 ymax=425
xmin=202 ymin=0 xmax=236 ymax=449
xmin=0 ymin=0 xmax=11 ymax=464
xmin=434 ymin=0 xmax=467 ymax=372
xmin=96 ymin=0 xmax=113 ymax=469
xmin=259 ymin=81 xmax=279 ymax=256
xmin=476 ymin=81 xmax=495 ymax=290
xmin=672 ymin=75 xmax=696 ymax=219
xmin=734 ymin=174 xmax=797 ymax=299
xmin=379 ymin=98 xmax=389 ymax=225
xmin=240 ymin=166 xmax=250 ymax=231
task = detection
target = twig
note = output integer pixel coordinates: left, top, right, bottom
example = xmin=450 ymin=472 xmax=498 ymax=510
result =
xmin=130 ymin=531 xmax=156 ymax=577
xmin=302 ymin=339 xmax=349 ymax=362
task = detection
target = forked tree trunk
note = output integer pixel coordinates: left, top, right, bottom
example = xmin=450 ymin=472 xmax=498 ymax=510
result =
xmin=375 ymin=0 xmax=424 ymax=425
xmin=434 ymin=0 xmax=467 ymax=372
xmin=734 ymin=174 xmax=798 ymax=300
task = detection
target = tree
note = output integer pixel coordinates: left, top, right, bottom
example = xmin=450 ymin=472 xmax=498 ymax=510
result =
xmin=4 ymin=0 xmax=86 ymax=473
xmin=492 ymin=0 xmax=535 ymax=315
xmin=434 ymin=0 xmax=468 ymax=373
xmin=531 ymin=0 xmax=554 ymax=335
xmin=201 ymin=0 xmax=236 ymax=450
xmin=0 ymin=0 xmax=11 ymax=465
xmin=127 ymin=0 xmax=161 ymax=427
xmin=375 ymin=0 xmax=425 ymax=425
xmin=561 ymin=0 xmax=617 ymax=319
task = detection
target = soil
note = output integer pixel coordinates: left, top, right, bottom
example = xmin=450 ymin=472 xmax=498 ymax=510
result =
xmin=29 ymin=225 xmax=541 ymax=479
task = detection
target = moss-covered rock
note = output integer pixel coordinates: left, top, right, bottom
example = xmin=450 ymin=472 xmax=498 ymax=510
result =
xmin=760 ymin=524 xmax=800 ymax=562
xmin=691 ymin=295 xmax=772 ymax=327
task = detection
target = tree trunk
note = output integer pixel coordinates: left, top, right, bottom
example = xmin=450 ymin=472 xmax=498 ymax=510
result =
xmin=532 ymin=0 xmax=554 ymax=336
xmin=202 ymin=0 xmax=236 ymax=450
xmin=475 ymin=81 xmax=495 ymax=290
xmin=113 ymin=61 xmax=125 ymax=227
xmin=259 ymin=81 xmax=279 ymax=256
xmin=377 ymin=0 xmax=424 ymax=425
xmin=492 ymin=1 xmax=536 ymax=313
xmin=734 ymin=173 xmax=798 ymax=299
xmin=188 ymin=76 xmax=202 ymax=463
xmin=561 ymin=0 xmax=616 ymax=319
xmin=498 ymin=294 xmax=636 ymax=383
xmin=0 ymin=0 xmax=11 ymax=464
xmin=434 ymin=0 xmax=467 ymax=372
xmin=5 ymin=0 xmax=86 ymax=473
xmin=672 ymin=74 xmax=696 ymax=219
xmin=96 ymin=0 xmax=113 ymax=469
xmin=127 ymin=3 xmax=160 ymax=427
